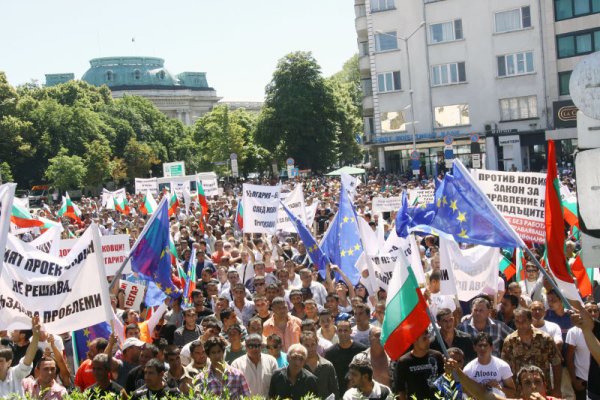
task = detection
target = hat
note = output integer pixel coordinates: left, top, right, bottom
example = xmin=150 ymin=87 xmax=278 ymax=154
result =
xmin=122 ymin=337 xmax=145 ymax=351
xmin=202 ymin=264 xmax=216 ymax=274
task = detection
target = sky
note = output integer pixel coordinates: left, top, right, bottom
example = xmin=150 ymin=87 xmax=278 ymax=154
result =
xmin=0 ymin=1 xmax=357 ymax=102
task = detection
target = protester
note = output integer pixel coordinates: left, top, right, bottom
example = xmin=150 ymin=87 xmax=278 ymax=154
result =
xmin=22 ymin=356 xmax=68 ymax=399
xmin=457 ymin=297 xmax=513 ymax=356
xmin=343 ymin=358 xmax=393 ymax=400
xmin=231 ymin=333 xmax=278 ymax=397
xmin=268 ymin=344 xmax=318 ymax=400
xmin=87 ymin=353 xmax=126 ymax=398
xmin=325 ymin=319 xmax=368 ymax=393
xmin=198 ymin=336 xmax=250 ymax=398
xmin=300 ymin=331 xmax=339 ymax=399
xmin=129 ymin=358 xmax=181 ymax=399
xmin=0 ymin=317 xmax=39 ymax=397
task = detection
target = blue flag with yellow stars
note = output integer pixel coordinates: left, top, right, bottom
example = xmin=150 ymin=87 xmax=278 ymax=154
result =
xmin=72 ymin=322 xmax=111 ymax=368
xmin=321 ymin=182 xmax=363 ymax=285
xmin=130 ymin=197 xmax=180 ymax=300
xmin=407 ymin=160 xmax=521 ymax=248
xmin=281 ymin=201 xmax=330 ymax=273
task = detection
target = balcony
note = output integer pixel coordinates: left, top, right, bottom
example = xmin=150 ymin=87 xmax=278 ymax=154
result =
xmin=355 ymin=15 xmax=367 ymax=34
xmin=362 ymin=96 xmax=374 ymax=113
xmin=359 ymin=55 xmax=371 ymax=74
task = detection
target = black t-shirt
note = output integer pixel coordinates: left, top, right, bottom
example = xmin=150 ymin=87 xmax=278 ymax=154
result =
xmin=268 ymin=367 xmax=318 ymax=400
xmin=125 ymin=365 xmax=146 ymax=394
xmin=11 ymin=343 xmax=42 ymax=372
xmin=392 ymin=350 xmax=444 ymax=399
xmin=87 ymin=381 xmax=124 ymax=399
xmin=587 ymin=320 xmax=600 ymax=398
xmin=324 ymin=341 xmax=368 ymax=392
xmin=430 ymin=329 xmax=477 ymax=364
xmin=130 ymin=385 xmax=181 ymax=399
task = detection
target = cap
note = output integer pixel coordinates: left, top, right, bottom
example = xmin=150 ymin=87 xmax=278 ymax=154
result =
xmin=122 ymin=337 xmax=145 ymax=351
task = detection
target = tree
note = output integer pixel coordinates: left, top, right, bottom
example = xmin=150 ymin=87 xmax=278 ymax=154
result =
xmin=44 ymin=148 xmax=86 ymax=192
xmin=193 ymin=105 xmax=249 ymax=174
xmin=0 ymin=162 xmax=14 ymax=183
xmin=109 ymin=157 xmax=128 ymax=184
xmin=84 ymin=138 xmax=112 ymax=188
xmin=123 ymin=137 xmax=159 ymax=180
xmin=255 ymin=52 xmax=339 ymax=172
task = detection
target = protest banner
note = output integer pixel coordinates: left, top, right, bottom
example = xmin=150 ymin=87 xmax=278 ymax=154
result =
xmin=277 ymin=184 xmax=307 ymax=232
xmin=472 ymin=169 xmax=546 ymax=243
xmin=305 ymin=200 xmax=320 ymax=228
xmin=101 ymin=188 xmax=126 ymax=208
xmin=0 ymin=224 xmax=113 ymax=333
xmin=170 ymin=181 xmax=190 ymax=197
xmin=135 ymin=178 xmax=158 ymax=195
xmin=30 ymin=225 xmax=62 ymax=257
xmin=372 ymin=196 xmax=402 ymax=213
xmin=407 ymin=188 xmax=435 ymax=206
xmin=438 ymin=237 xmax=500 ymax=301
xmin=201 ymin=178 xmax=219 ymax=197
xmin=60 ymin=234 xmax=131 ymax=276
xmin=242 ymin=184 xmax=281 ymax=234
xmin=119 ymin=280 xmax=145 ymax=310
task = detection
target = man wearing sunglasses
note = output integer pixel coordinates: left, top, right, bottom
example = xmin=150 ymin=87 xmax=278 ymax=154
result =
xmin=231 ymin=333 xmax=278 ymax=397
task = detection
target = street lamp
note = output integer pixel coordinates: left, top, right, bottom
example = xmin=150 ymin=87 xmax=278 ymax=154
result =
xmin=376 ymin=21 xmax=425 ymax=176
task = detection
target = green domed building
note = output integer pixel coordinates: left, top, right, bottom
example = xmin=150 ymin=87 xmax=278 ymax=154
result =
xmin=46 ymin=56 xmax=221 ymax=125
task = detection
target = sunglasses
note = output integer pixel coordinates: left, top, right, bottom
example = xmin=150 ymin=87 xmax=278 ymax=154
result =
xmin=246 ymin=343 xmax=262 ymax=349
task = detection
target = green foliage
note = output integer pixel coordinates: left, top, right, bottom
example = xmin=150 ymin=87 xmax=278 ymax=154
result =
xmin=255 ymin=52 xmax=364 ymax=172
xmin=0 ymin=162 xmax=14 ymax=182
xmin=44 ymin=148 xmax=87 ymax=192
xmin=0 ymin=75 xmax=198 ymax=188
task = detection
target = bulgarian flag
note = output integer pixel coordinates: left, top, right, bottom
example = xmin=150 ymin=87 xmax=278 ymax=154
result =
xmin=38 ymin=216 xmax=62 ymax=233
xmin=119 ymin=195 xmax=131 ymax=215
xmin=168 ymin=191 xmax=180 ymax=217
xmin=235 ymin=200 xmax=244 ymax=231
xmin=139 ymin=190 xmax=158 ymax=216
xmin=515 ymin=247 xmax=526 ymax=282
xmin=570 ymin=254 xmax=592 ymax=298
xmin=58 ymin=192 xmax=82 ymax=223
xmin=381 ymin=253 xmax=430 ymax=360
xmin=196 ymin=179 xmax=209 ymax=215
xmin=113 ymin=196 xmax=124 ymax=214
xmin=545 ymin=140 xmax=580 ymax=301
xmin=11 ymin=203 xmax=44 ymax=228
xmin=499 ymin=254 xmax=516 ymax=281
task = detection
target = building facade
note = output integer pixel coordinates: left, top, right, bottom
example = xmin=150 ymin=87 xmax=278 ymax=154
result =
xmin=354 ymin=0 xmax=598 ymax=173
xmin=46 ymin=57 xmax=221 ymax=126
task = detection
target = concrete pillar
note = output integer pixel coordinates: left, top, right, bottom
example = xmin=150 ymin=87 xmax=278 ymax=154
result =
xmin=485 ymin=136 xmax=497 ymax=170
xmin=378 ymin=147 xmax=386 ymax=171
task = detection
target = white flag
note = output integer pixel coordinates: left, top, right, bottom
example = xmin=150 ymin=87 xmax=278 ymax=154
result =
xmin=29 ymin=225 xmax=63 ymax=257
xmin=438 ymin=237 xmax=500 ymax=301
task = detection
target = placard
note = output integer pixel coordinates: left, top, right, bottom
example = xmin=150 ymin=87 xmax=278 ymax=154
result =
xmin=135 ymin=178 xmax=158 ymax=195
xmin=372 ymin=196 xmax=402 ymax=213
xmin=472 ymin=169 xmax=546 ymax=243
xmin=119 ymin=281 xmax=145 ymax=310
xmin=60 ymin=234 xmax=132 ymax=276
xmin=242 ymin=184 xmax=281 ymax=234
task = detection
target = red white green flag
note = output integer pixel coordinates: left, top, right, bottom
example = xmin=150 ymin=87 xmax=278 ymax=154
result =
xmin=381 ymin=253 xmax=430 ymax=360
xmin=139 ymin=190 xmax=157 ymax=216
xmin=544 ymin=140 xmax=580 ymax=301
xmin=168 ymin=190 xmax=180 ymax=217
xmin=58 ymin=192 xmax=81 ymax=223
xmin=196 ymin=179 xmax=209 ymax=215
xmin=499 ymin=255 xmax=516 ymax=281
xmin=11 ymin=202 xmax=44 ymax=229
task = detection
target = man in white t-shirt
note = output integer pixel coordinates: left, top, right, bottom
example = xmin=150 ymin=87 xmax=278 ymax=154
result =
xmin=0 ymin=316 xmax=40 ymax=397
xmin=530 ymin=301 xmax=563 ymax=348
xmin=566 ymin=301 xmax=599 ymax=400
xmin=463 ymin=332 xmax=516 ymax=398
xmin=426 ymin=270 xmax=459 ymax=319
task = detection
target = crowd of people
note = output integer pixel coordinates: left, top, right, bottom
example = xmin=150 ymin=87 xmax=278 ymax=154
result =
xmin=1 ymin=170 xmax=599 ymax=400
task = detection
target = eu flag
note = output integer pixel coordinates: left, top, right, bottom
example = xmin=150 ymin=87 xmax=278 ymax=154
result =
xmin=395 ymin=191 xmax=437 ymax=238
xmin=281 ymin=201 xmax=329 ymax=273
xmin=321 ymin=182 xmax=363 ymax=285
xmin=72 ymin=322 xmax=111 ymax=368
xmin=407 ymin=160 xmax=521 ymax=248
xmin=130 ymin=197 xmax=180 ymax=299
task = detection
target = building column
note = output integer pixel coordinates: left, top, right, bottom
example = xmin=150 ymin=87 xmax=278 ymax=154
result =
xmin=485 ymin=136 xmax=497 ymax=170
xmin=378 ymin=147 xmax=386 ymax=171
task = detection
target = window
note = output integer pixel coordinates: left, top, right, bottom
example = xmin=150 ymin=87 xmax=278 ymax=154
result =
xmin=134 ymin=69 xmax=141 ymax=80
xmin=375 ymin=32 xmax=398 ymax=51
xmin=495 ymin=6 xmax=531 ymax=33
xmin=106 ymin=70 xmax=113 ymax=81
xmin=371 ymin=0 xmax=395 ymax=11
xmin=365 ymin=117 xmax=375 ymax=135
xmin=431 ymin=62 xmax=466 ymax=86
xmin=381 ymin=111 xmax=407 ymax=132
xmin=429 ymin=19 xmax=463 ymax=44
xmin=158 ymin=70 xmax=166 ymax=79
xmin=554 ymin=0 xmax=600 ymax=20
xmin=559 ymin=71 xmax=572 ymax=95
xmin=557 ymin=28 xmax=600 ymax=58
xmin=359 ymin=42 xmax=369 ymax=57
xmin=356 ymin=4 xmax=367 ymax=17
xmin=497 ymin=51 xmax=534 ymax=77
xmin=500 ymin=96 xmax=538 ymax=120
xmin=377 ymin=71 xmax=401 ymax=92
xmin=434 ymin=104 xmax=470 ymax=127
xmin=361 ymin=79 xmax=373 ymax=96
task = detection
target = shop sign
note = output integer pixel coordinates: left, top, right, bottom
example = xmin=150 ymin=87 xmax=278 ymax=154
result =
xmin=371 ymin=129 xmax=462 ymax=144
xmin=553 ymin=100 xmax=578 ymax=129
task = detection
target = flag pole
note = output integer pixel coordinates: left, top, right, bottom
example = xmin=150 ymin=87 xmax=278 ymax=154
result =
xmin=452 ymin=159 xmax=574 ymax=309
xmin=425 ymin=306 xmax=449 ymax=357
